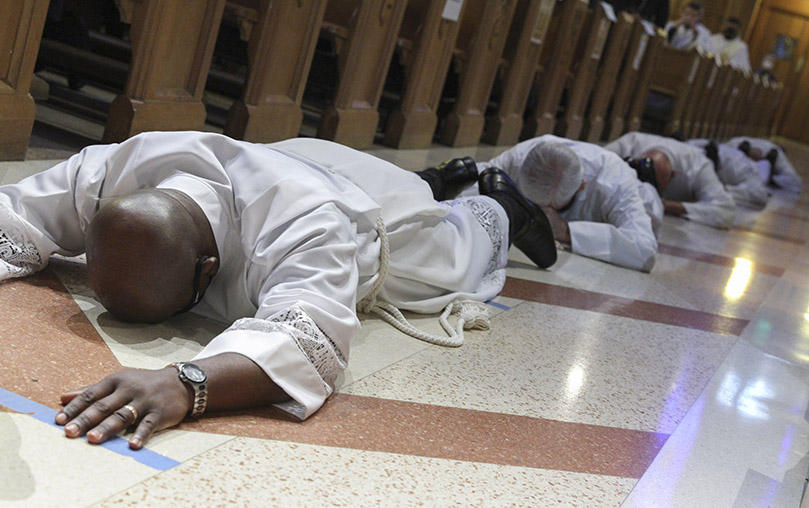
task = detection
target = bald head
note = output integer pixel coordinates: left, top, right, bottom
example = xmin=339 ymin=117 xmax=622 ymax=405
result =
xmin=85 ymin=189 xmax=218 ymax=323
xmin=642 ymin=150 xmax=675 ymax=193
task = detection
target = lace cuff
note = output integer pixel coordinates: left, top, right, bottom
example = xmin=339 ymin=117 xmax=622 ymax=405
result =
xmin=226 ymin=305 xmax=347 ymax=398
xmin=0 ymin=203 xmax=43 ymax=280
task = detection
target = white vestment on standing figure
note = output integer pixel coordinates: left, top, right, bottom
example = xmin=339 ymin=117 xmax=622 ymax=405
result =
xmin=605 ymin=132 xmax=736 ymax=229
xmin=466 ymin=135 xmax=659 ymax=272
xmin=687 ymin=139 xmax=770 ymax=207
xmin=0 ymin=131 xmax=508 ymax=420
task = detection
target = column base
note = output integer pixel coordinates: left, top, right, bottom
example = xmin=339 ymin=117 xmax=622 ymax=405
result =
xmin=103 ymin=96 xmax=207 ymax=143
xmin=383 ymin=109 xmax=438 ymax=149
xmin=225 ymin=100 xmax=303 ymax=143
xmin=317 ymin=107 xmax=378 ymax=149
xmin=0 ymin=94 xmax=36 ymax=161
xmin=439 ymin=112 xmax=485 ymax=147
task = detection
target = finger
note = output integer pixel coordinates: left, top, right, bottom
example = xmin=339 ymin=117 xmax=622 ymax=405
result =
xmin=86 ymin=404 xmax=140 ymax=445
xmin=62 ymin=393 xmax=129 ymax=438
xmin=129 ymin=412 xmax=161 ymax=450
xmin=59 ymin=389 xmax=88 ymax=406
xmin=55 ymin=381 xmax=115 ymax=426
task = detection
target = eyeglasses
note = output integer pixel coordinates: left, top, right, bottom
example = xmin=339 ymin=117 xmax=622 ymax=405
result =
xmin=173 ymin=256 xmax=207 ymax=316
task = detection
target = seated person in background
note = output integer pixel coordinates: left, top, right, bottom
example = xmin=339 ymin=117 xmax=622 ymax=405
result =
xmin=0 ymin=131 xmax=555 ymax=450
xmin=686 ymin=139 xmax=770 ymax=207
xmin=605 ymin=132 xmax=737 ymax=229
xmin=729 ymin=136 xmax=803 ymax=192
xmin=704 ymin=17 xmax=752 ymax=71
xmin=462 ymin=135 xmax=660 ymax=272
xmin=665 ymin=2 xmax=710 ymax=51
xmin=755 ymin=53 xmax=778 ymax=82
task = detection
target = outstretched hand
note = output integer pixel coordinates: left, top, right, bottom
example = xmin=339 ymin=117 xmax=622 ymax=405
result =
xmin=540 ymin=206 xmax=571 ymax=244
xmin=55 ymin=367 xmax=192 ymax=450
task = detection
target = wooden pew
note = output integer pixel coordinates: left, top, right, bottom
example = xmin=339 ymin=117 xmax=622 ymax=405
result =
xmin=583 ymin=11 xmax=634 ymax=143
xmin=482 ymin=0 xmax=555 ymax=146
xmin=699 ymin=63 xmax=735 ymax=138
xmin=624 ymin=24 xmax=664 ymax=135
xmin=678 ymin=55 xmax=712 ymax=139
xmin=523 ymin=0 xmax=589 ymax=138
xmin=757 ymin=79 xmax=781 ymax=137
xmin=604 ymin=20 xmax=657 ymax=141
xmin=557 ymin=2 xmax=614 ymax=140
xmin=714 ymin=68 xmax=743 ymax=140
xmin=766 ymin=82 xmax=784 ymax=137
xmin=383 ymin=0 xmax=465 ymax=149
xmin=103 ymin=0 xmax=226 ymax=143
xmin=225 ymin=0 xmax=327 ymax=143
xmin=735 ymin=74 xmax=762 ymax=136
xmin=439 ymin=0 xmax=518 ymax=147
xmin=719 ymin=71 xmax=750 ymax=139
xmin=644 ymin=45 xmax=701 ymax=136
xmin=317 ymin=0 xmax=408 ymax=149
xmin=0 ymin=1 xmax=49 ymax=160
xmin=687 ymin=58 xmax=721 ymax=138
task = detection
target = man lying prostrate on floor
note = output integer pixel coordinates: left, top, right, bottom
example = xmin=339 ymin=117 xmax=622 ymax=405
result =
xmin=462 ymin=135 xmax=660 ymax=272
xmin=0 ymin=131 xmax=556 ymax=450
xmin=728 ymin=136 xmax=803 ymax=192
xmin=686 ymin=139 xmax=770 ymax=207
xmin=605 ymin=132 xmax=736 ymax=229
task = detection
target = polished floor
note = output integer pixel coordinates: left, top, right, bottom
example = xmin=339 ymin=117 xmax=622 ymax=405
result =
xmin=1 ymin=125 xmax=809 ymax=507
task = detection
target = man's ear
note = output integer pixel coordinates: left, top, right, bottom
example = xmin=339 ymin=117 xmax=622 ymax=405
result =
xmin=201 ymin=256 xmax=219 ymax=278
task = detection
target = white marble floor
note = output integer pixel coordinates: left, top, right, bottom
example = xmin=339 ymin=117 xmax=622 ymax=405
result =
xmin=1 ymin=132 xmax=808 ymax=507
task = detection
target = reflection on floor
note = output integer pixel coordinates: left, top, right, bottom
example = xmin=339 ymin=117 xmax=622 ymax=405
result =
xmin=2 ymin=129 xmax=809 ymax=507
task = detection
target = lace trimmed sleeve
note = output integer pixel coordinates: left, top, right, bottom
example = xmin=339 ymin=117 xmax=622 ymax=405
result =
xmin=227 ymin=304 xmax=347 ymax=392
xmin=199 ymin=303 xmax=348 ymax=419
xmin=0 ymin=203 xmax=44 ymax=280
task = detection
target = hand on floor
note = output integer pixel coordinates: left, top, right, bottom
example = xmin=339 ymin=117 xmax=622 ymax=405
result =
xmin=54 ymin=367 xmax=192 ymax=450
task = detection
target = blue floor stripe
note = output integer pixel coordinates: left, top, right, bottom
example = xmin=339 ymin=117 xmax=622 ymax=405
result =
xmin=486 ymin=300 xmax=511 ymax=311
xmin=0 ymin=386 xmax=180 ymax=471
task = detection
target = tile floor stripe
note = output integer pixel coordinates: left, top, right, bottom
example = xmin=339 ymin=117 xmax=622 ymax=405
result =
xmin=0 ymin=387 xmax=180 ymax=471
xmin=179 ymin=394 xmax=670 ymax=479
xmin=657 ymin=243 xmax=786 ymax=276
xmin=501 ymin=277 xmax=750 ymax=336
xmin=731 ymin=226 xmax=807 ymax=245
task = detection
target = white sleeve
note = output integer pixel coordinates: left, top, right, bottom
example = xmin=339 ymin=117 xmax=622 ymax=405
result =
xmin=772 ymin=151 xmax=803 ymax=192
xmin=568 ymin=172 xmax=658 ymax=272
xmin=726 ymin=180 xmax=769 ymax=208
xmin=0 ymin=154 xmax=93 ymax=281
xmin=638 ymin=182 xmax=664 ymax=238
xmin=603 ymin=133 xmax=638 ymax=159
xmin=681 ymin=158 xmax=737 ymax=228
xmin=194 ymin=203 xmax=359 ymax=420
xmin=730 ymin=44 xmax=751 ymax=72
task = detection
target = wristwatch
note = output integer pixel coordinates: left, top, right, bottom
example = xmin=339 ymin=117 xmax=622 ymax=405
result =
xmin=168 ymin=362 xmax=208 ymax=417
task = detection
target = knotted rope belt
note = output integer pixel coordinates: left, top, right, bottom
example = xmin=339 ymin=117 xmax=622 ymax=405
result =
xmin=356 ymin=216 xmax=491 ymax=347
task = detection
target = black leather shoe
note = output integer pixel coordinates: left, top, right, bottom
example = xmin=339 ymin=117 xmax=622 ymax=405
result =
xmin=765 ymin=148 xmax=778 ymax=165
xmin=478 ymin=168 xmax=557 ymax=269
xmin=705 ymin=141 xmax=720 ymax=171
xmin=738 ymin=140 xmax=751 ymax=156
xmin=417 ymin=157 xmax=479 ymax=201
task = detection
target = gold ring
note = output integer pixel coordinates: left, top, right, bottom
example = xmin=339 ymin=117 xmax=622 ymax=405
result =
xmin=122 ymin=404 xmax=139 ymax=421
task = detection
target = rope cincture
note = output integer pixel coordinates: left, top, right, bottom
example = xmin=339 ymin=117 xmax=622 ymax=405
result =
xmin=357 ymin=215 xmax=491 ymax=347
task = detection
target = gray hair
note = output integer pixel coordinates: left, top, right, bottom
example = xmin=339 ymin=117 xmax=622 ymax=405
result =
xmin=516 ymin=142 xmax=583 ymax=208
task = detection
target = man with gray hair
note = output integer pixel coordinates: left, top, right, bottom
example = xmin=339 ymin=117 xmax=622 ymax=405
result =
xmin=465 ymin=135 xmax=660 ymax=272
xmin=605 ymin=132 xmax=736 ymax=229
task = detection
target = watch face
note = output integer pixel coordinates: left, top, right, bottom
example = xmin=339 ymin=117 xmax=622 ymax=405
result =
xmin=182 ymin=363 xmax=207 ymax=383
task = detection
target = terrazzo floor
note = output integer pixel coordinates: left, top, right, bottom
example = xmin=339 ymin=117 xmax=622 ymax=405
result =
xmin=2 ymin=127 xmax=809 ymax=507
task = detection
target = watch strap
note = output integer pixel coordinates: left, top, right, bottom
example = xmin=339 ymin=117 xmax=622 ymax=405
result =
xmin=169 ymin=362 xmax=208 ymax=417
